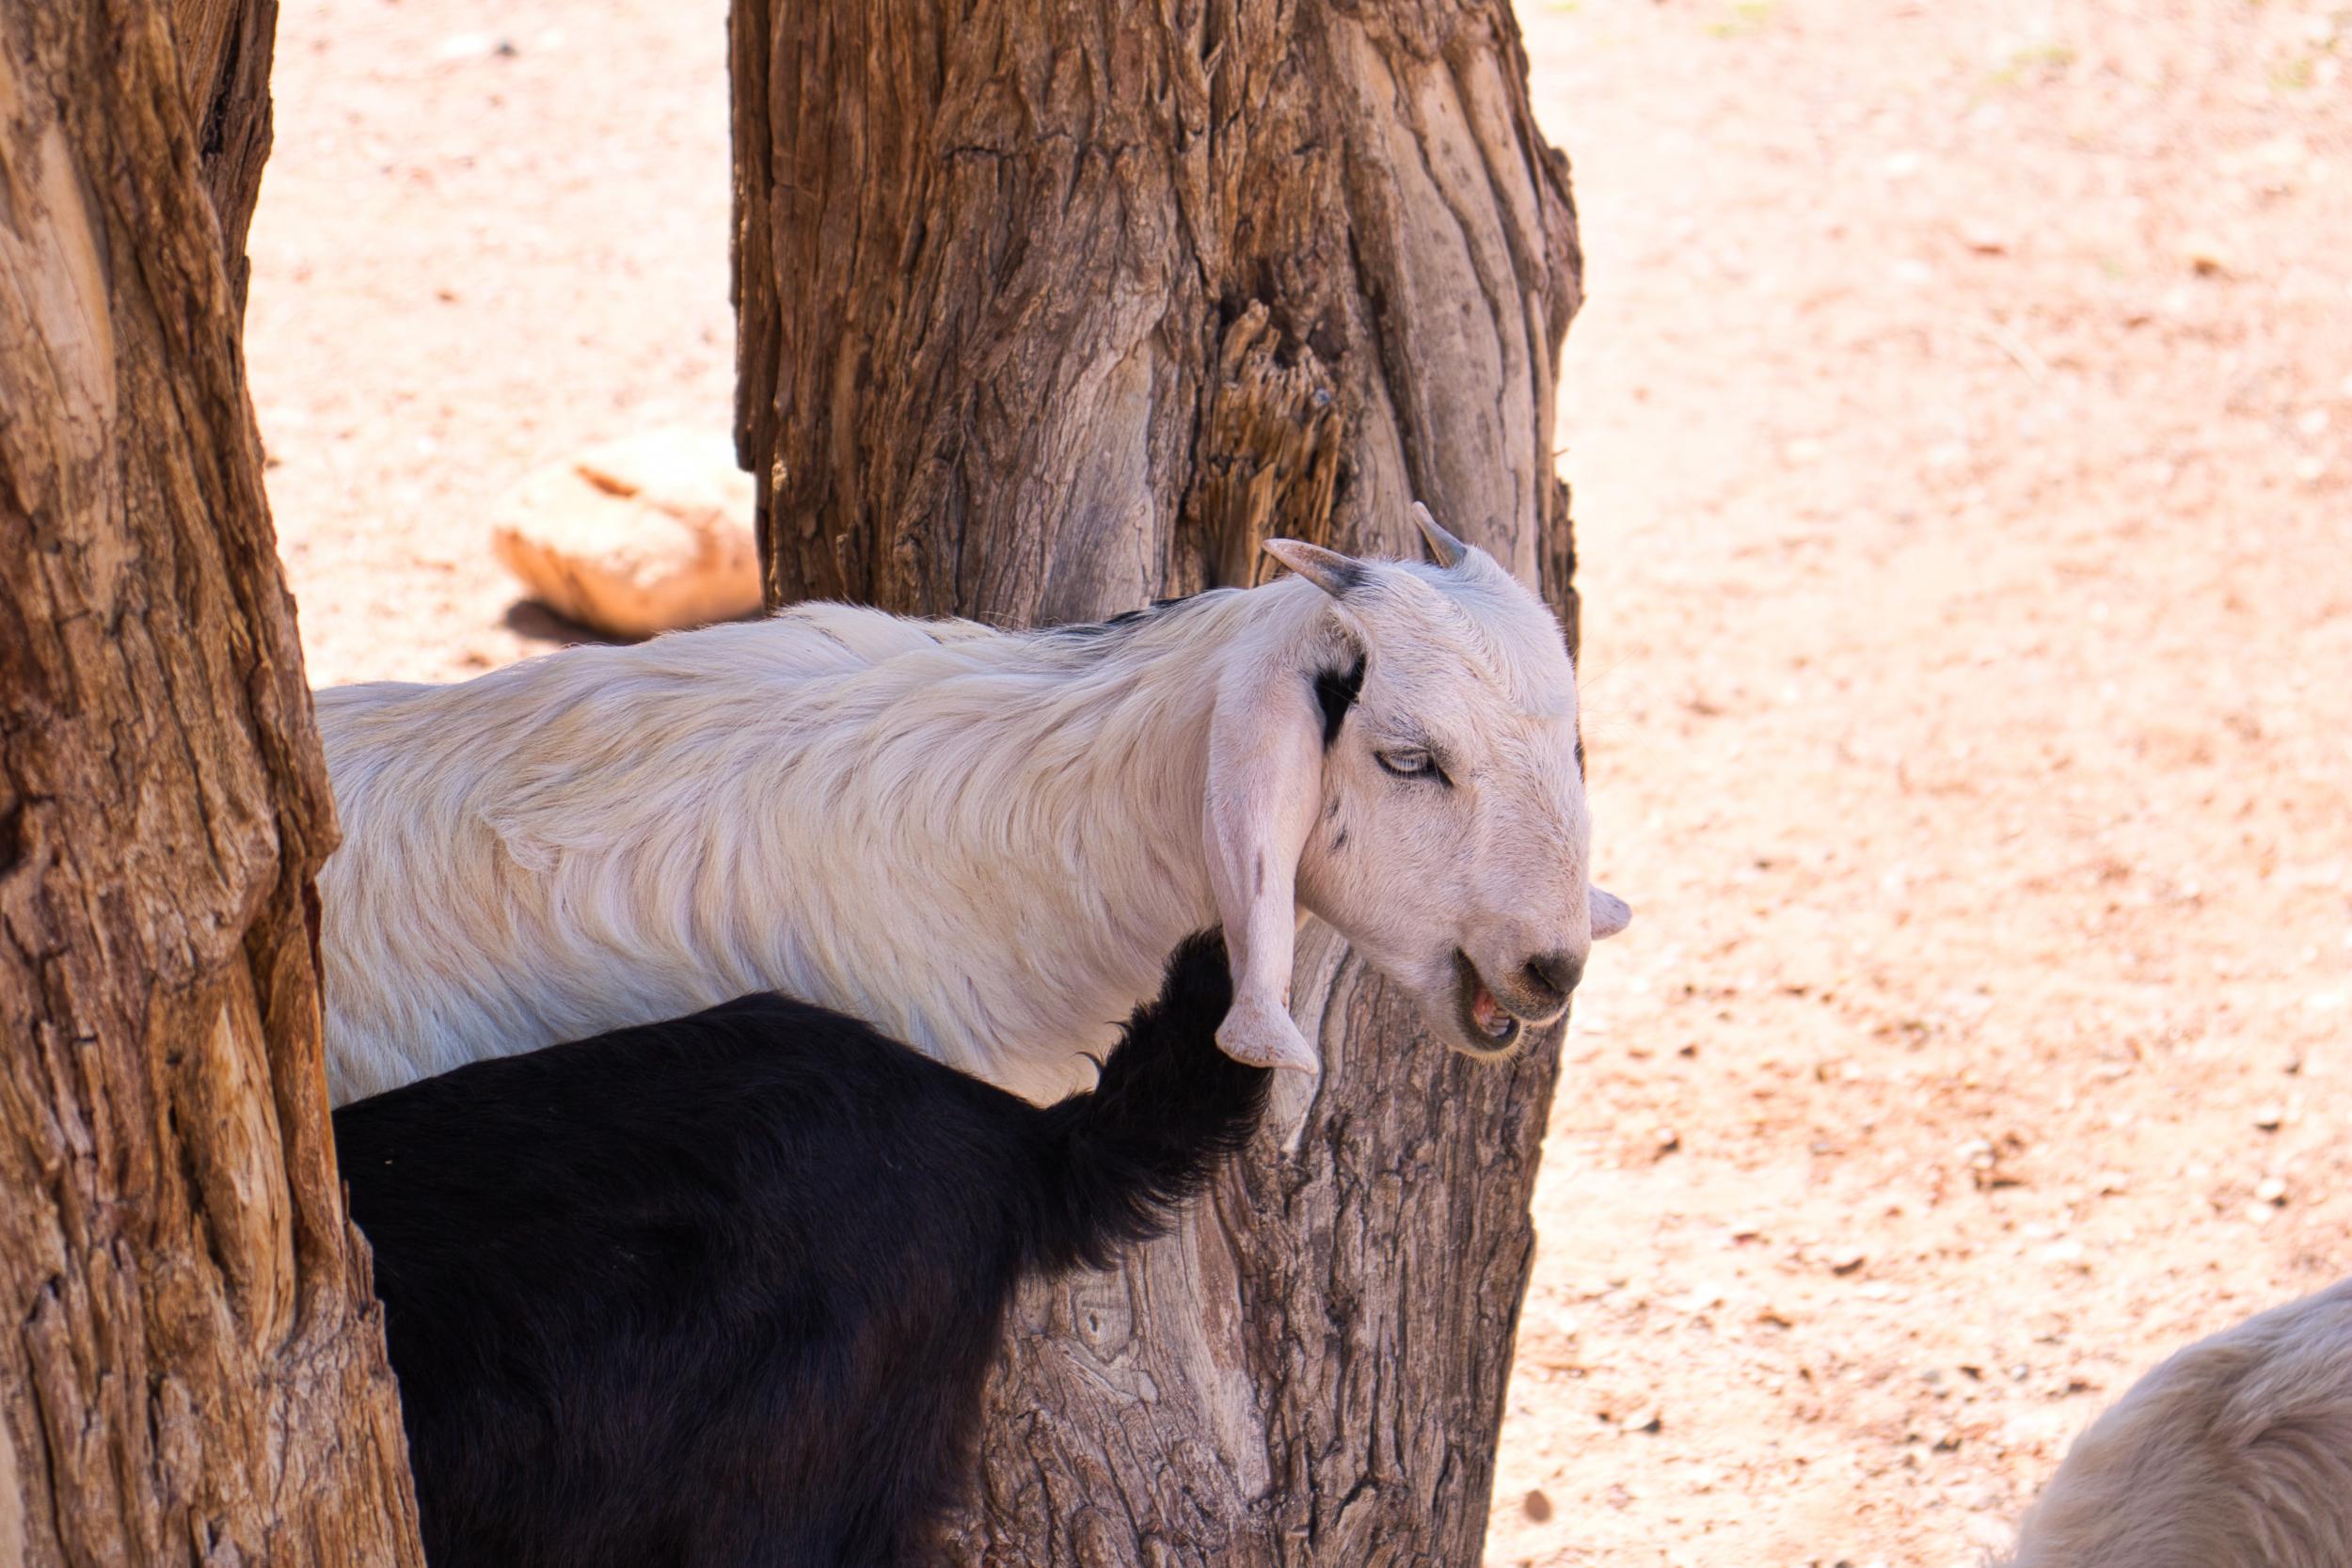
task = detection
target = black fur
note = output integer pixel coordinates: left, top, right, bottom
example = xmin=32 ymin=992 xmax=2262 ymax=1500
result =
xmin=1046 ymin=594 xmax=1201 ymax=641
xmin=1313 ymin=656 xmax=1365 ymax=749
xmin=335 ymin=932 xmax=1266 ymax=1568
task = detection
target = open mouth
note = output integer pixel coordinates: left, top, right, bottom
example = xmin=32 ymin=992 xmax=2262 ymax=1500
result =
xmin=1452 ymin=951 xmax=1524 ymax=1055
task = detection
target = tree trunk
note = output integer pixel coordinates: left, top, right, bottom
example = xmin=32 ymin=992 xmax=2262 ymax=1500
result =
xmin=732 ymin=2 xmax=1581 ymax=1561
xmin=0 ymin=4 xmax=426 ymax=1563
xmin=170 ymin=0 xmax=278 ymax=315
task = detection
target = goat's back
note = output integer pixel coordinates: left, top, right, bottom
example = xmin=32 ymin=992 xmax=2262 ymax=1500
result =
xmin=334 ymin=932 xmax=1263 ymax=1568
xmin=2003 ymin=1277 xmax=2352 ymax=1568
xmin=337 ymin=992 xmax=1041 ymax=1568
xmin=313 ymin=601 xmax=1206 ymax=1108
xmin=313 ymin=610 xmax=991 ymax=1104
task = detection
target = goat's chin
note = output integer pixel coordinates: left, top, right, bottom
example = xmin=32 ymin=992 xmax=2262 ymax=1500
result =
xmin=1352 ymin=950 xmax=1545 ymax=1061
xmin=1416 ymin=990 xmax=1536 ymax=1063
xmin=1437 ymin=1019 xmax=1536 ymax=1062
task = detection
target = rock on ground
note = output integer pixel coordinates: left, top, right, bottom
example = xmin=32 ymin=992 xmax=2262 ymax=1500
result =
xmin=488 ymin=427 xmax=759 ymax=640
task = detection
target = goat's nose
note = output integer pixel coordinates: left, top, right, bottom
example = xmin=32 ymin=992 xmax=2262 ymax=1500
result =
xmin=1518 ymin=949 xmax=1585 ymax=1013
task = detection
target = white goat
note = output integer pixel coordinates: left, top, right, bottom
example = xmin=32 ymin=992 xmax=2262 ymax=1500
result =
xmin=314 ymin=505 xmax=1629 ymax=1106
xmin=2001 ymin=1276 xmax=2352 ymax=1568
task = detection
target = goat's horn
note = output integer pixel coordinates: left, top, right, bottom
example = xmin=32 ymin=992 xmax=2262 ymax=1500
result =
xmin=1263 ymin=538 xmax=1363 ymax=598
xmin=1409 ymin=501 xmax=1470 ymax=569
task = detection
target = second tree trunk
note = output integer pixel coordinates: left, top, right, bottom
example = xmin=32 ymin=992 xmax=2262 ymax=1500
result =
xmin=732 ymin=2 xmax=1581 ymax=1560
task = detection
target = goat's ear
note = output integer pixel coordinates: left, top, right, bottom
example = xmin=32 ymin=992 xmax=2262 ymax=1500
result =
xmin=1201 ymin=628 xmax=1346 ymax=1074
xmin=1590 ymin=886 xmax=1632 ymax=940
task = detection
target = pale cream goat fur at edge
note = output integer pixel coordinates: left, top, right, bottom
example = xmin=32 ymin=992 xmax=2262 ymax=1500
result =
xmin=315 ymin=528 xmax=1628 ymax=1106
xmin=2001 ymin=1276 xmax=2352 ymax=1568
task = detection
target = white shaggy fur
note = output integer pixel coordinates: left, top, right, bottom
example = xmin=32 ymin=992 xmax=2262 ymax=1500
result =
xmin=2002 ymin=1277 xmax=2352 ymax=1568
xmin=315 ymin=515 xmax=1628 ymax=1106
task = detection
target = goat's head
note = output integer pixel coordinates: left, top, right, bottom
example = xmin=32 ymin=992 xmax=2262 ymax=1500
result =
xmin=1204 ymin=503 xmax=1630 ymax=1073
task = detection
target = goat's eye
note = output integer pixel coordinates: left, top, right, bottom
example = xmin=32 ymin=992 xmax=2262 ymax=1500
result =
xmin=1376 ymin=748 xmax=1441 ymax=783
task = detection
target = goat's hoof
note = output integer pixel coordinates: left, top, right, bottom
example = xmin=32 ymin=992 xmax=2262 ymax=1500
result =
xmin=1216 ymin=1001 xmax=1318 ymax=1074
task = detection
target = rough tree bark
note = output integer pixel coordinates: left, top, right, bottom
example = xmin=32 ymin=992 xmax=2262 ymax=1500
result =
xmin=0 ymin=4 xmax=426 ymax=1564
xmin=733 ymin=2 xmax=1581 ymax=1561
xmin=168 ymin=0 xmax=280 ymax=317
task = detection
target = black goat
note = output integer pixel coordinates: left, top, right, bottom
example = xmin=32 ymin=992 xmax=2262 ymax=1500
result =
xmin=335 ymin=931 xmax=1267 ymax=1568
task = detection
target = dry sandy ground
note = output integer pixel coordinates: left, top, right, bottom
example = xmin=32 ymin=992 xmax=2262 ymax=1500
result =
xmin=246 ymin=2 xmax=2352 ymax=1564
xmin=247 ymin=0 xmax=734 ymax=687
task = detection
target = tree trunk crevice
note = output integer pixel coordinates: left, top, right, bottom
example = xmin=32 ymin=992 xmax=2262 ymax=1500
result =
xmin=169 ymin=0 xmax=279 ymax=316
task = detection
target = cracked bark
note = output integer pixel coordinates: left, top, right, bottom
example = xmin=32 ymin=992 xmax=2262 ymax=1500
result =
xmin=170 ymin=0 xmax=278 ymax=317
xmin=733 ymin=1 xmax=1581 ymax=1561
xmin=0 ymin=3 xmax=426 ymax=1563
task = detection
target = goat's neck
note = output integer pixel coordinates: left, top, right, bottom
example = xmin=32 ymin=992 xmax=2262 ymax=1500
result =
xmin=924 ymin=590 xmax=1313 ymax=1052
xmin=760 ymin=584 xmax=1329 ymax=1101
xmin=1008 ymin=610 xmax=1239 ymax=934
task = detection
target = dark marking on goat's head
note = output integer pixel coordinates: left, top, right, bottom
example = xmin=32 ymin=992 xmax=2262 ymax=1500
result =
xmin=1574 ymin=735 xmax=1586 ymax=780
xmin=1313 ymin=657 xmax=1365 ymax=750
xmin=1264 ymin=539 xmax=1368 ymax=599
xmin=1253 ymin=852 xmax=1265 ymax=896
xmin=1329 ymin=827 xmax=1349 ymax=854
